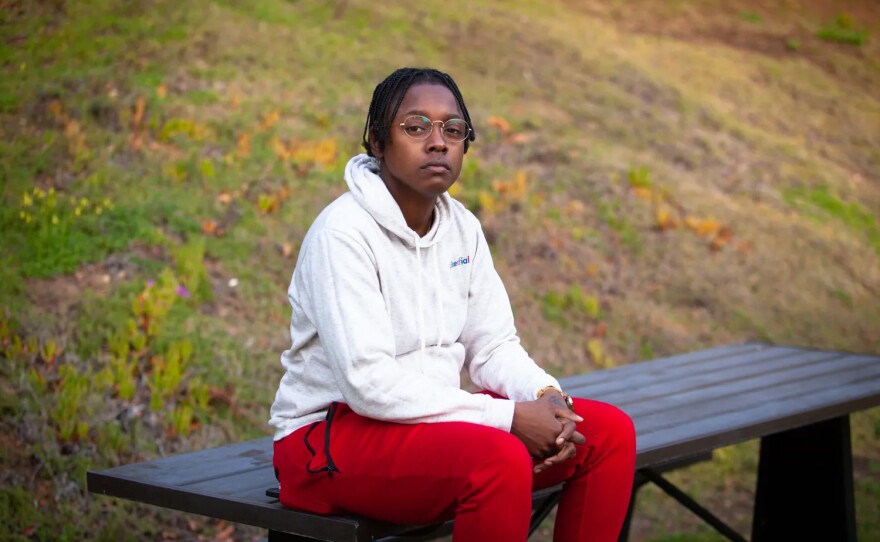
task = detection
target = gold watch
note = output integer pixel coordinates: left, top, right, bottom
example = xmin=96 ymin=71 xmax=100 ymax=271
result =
xmin=536 ymin=385 xmax=575 ymax=411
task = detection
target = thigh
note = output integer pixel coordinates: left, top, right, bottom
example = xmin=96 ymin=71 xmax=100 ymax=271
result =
xmin=274 ymin=403 xmax=530 ymax=524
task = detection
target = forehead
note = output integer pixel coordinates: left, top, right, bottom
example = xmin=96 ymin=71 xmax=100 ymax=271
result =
xmin=396 ymin=83 xmax=462 ymax=118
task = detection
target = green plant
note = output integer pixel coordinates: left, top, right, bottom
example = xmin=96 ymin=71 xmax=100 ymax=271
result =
xmin=627 ymin=166 xmax=652 ymax=189
xmin=52 ymin=363 xmax=91 ymax=442
xmin=783 ymin=185 xmax=880 ymax=257
xmin=817 ymin=14 xmax=869 ymax=46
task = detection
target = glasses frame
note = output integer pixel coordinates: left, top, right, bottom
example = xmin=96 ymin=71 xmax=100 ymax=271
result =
xmin=397 ymin=115 xmax=471 ymax=143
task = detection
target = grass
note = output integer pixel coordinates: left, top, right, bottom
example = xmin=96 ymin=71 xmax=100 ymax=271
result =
xmin=1 ymin=0 xmax=879 ymax=540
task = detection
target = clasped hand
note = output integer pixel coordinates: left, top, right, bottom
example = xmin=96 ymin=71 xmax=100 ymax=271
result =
xmin=511 ymin=391 xmax=585 ymax=474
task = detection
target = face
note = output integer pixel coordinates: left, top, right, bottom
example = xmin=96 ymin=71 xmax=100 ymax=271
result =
xmin=372 ymin=83 xmax=466 ymax=203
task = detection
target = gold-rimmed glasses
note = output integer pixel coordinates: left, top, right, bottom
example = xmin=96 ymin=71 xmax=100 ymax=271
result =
xmin=398 ymin=115 xmax=471 ymax=142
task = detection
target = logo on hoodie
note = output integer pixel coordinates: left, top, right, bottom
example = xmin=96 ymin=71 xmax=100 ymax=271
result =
xmin=450 ymin=255 xmax=470 ymax=269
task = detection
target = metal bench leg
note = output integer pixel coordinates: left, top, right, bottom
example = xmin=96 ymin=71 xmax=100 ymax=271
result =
xmin=752 ymin=414 xmax=856 ymax=542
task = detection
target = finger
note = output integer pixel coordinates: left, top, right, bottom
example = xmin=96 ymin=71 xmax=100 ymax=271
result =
xmin=556 ymin=409 xmax=584 ymax=424
xmin=555 ymin=420 xmax=576 ymax=446
xmin=569 ymin=430 xmax=586 ymax=445
xmin=542 ymin=442 xmax=576 ymax=468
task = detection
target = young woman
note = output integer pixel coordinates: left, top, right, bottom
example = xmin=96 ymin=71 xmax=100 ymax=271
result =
xmin=270 ymin=67 xmax=636 ymax=541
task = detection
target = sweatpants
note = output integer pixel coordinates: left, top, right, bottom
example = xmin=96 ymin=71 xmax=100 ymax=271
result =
xmin=273 ymin=397 xmax=636 ymax=542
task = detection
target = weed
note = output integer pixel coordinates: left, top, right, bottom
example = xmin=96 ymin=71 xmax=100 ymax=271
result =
xmin=598 ymin=201 xmax=643 ymax=254
xmin=542 ymin=285 xmax=603 ymax=327
xmin=783 ymin=186 xmax=880 ymax=257
xmin=738 ymin=12 xmax=763 ymax=24
xmin=817 ymin=14 xmax=869 ymax=46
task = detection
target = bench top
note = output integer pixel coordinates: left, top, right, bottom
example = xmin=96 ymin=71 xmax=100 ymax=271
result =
xmin=87 ymin=342 xmax=880 ymax=540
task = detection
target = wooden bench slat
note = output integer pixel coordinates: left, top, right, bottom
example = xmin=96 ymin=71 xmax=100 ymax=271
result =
xmin=628 ymin=355 xmax=880 ymax=435
xmin=559 ymin=342 xmax=776 ymax=389
xmin=563 ymin=345 xmax=829 ymax=399
xmin=635 ymin=374 xmax=880 ymax=467
xmin=615 ymin=352 xmax=875 ymax=412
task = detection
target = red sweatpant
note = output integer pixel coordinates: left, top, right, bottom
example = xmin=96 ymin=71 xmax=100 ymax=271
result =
xmin=273 ymin=398 xmax=636 ymax=541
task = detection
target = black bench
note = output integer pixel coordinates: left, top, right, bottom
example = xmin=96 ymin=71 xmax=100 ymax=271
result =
xmin=88 ymin=342 xmax=880 ymax=541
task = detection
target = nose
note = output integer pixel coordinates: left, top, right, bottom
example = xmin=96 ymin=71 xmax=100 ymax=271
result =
xmin=426 ymin=121 xmax=448 ymax=153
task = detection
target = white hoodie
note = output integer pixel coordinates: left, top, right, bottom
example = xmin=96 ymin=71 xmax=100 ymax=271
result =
xmin=269 ymin=154 xmax=561 ymax=441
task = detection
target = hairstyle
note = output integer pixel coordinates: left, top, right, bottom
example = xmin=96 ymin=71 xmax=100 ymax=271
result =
xmin=361 ymin=67 xmax=477 ymax=157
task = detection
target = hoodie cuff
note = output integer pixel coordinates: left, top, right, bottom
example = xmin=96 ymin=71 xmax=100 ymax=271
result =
xmin=482 ymin=396 xmax=516 ymax=432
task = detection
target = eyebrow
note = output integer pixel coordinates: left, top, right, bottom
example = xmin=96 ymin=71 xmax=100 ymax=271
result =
xmin=402 ymin=109 xmax=463 ymax=120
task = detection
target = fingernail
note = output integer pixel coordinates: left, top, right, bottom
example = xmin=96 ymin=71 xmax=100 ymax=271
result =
xmin=556 ymin=438 xmax=564 ymax=445
xmin=575 ymin=415 xmax=584 ymax=422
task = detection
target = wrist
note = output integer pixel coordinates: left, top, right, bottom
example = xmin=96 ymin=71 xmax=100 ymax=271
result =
xmin=536 ymin=385 xmax=574 ymax=412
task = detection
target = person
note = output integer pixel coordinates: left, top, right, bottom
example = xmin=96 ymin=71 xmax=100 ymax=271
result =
xmin=270 ymin=67 xmax=636 ymax=542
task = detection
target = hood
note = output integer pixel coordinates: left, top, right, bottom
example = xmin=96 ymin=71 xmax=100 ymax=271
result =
xmin=345 ymin=154 xmax=452 ymax=248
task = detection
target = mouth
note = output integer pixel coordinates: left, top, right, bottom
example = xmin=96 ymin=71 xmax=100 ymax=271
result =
xmin=421 ymin=161 xmax=450 ymax=172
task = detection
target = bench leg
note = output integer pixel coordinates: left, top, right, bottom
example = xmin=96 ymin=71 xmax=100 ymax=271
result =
xmin=752 ymin=415 xmax=856 ymax=542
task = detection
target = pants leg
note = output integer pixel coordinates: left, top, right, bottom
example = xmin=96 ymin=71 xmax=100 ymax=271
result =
xmin=533 ymin=398 xmax=637 ymax=542
xmin=274 ymin=399 xmax=635 ymax=542
xmin=274 ymin=403 xmax=534 ymax=542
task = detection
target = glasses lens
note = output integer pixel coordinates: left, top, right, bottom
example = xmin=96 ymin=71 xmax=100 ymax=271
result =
xmin=402 ymin=116 xmax=433 ymax=139
xmin=442 ymin=119 xmax=469 ymax=142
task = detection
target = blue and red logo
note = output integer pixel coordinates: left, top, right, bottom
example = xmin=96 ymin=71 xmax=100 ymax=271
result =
xmin=450 ymin=255 xmax=470 ymax=269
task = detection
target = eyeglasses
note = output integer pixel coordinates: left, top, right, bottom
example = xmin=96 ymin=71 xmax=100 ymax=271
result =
xmin=398 ymin=115 xmax=471 ymax=143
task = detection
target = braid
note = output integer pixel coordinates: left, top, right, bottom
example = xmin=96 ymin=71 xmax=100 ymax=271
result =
xmin=362 ymin=67 xmax=477 ymax=157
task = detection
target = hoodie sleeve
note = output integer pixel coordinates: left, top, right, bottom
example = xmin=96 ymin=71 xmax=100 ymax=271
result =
xmin=459 ymin=223 xmax=561 ymax=402
xmin=298 ymin=228 xmax=516 ymax=431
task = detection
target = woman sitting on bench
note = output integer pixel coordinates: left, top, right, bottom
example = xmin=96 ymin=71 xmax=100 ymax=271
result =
xmin=270 ymin=67 xmax=636 ymax=542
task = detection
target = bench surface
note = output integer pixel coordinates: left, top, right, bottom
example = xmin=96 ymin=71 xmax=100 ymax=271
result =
xmin=88 ymin=342 xmax=880 ymax=540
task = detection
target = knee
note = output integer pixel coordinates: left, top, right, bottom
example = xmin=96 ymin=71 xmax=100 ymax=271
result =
xmin=574 ymin=399 xmax=636 ymax=454
xmin=470 ymin=430 xmax=533 ymax=492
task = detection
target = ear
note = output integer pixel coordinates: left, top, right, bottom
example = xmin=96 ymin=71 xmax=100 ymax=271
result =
xmin=368 ymin=128 xmax=384 ymax=160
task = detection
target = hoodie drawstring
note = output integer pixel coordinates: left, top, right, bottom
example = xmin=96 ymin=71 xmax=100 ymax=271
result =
xmin=415 ymin=235 xmax=426 ymax=363
xmin=431 ymin=245 xmax=445 ymax=348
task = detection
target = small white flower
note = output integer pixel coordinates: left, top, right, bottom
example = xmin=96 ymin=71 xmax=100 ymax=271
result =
xmin=228 ymin=278 xmax=239 ymax=288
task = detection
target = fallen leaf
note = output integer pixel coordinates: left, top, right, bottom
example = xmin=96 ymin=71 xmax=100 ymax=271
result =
xmin=217 ymin=192 xmax=233 ymax=204
xmin=201 ymin=219 xmax=218 ymax=235
xmin=632 ymin=186 xmax=653 ymax=201
xmin=655 ymin=206 xmax=677 ymax=231
xmin=156 ymin=84 xmax=167 ymax=99
xmin=487 ymin=115 xmax=511 ymax=134
xmin=280 ymin=243 xmax=293 ymax=257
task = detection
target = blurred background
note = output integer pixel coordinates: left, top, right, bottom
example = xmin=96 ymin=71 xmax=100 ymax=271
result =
xmin=1 ymin=0 xmax=878 ymax=540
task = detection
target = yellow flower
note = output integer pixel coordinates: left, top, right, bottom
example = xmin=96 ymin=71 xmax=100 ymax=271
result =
xmin=22 ymin=193 xmax=33 ymax=207
xmin=52 ymin=215 xmax=59 ymax=225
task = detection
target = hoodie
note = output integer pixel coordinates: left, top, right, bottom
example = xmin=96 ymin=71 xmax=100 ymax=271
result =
xmin=269 ymin=154 xmax=561 ymax=441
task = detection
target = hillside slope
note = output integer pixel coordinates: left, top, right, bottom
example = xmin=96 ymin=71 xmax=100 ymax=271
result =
xmin=1 ymin=0 xmax=878 ymax=540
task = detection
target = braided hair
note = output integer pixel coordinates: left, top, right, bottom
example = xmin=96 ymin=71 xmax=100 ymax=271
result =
xmin=362 ymin=67 xmax=477 ymax=157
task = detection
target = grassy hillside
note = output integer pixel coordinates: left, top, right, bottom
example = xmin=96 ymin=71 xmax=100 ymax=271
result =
xmin=1 ymin=0 xmax=878 ymax=540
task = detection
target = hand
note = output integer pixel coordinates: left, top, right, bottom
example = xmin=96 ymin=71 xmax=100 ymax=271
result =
xmin=511 ymin=390 xmax=584 ymax=460
xmin=534 ymin=419 xmax=585 ymax=474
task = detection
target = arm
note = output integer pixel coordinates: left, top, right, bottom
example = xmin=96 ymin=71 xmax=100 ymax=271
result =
xmin=299 ymin=228 xmax=515 ymax=430
xmin=458 ymin=224 xmax=560 ymax=401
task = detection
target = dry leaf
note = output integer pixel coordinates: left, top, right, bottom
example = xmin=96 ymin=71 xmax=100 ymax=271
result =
xmin=655 ymin=206 xmax=676 ymax=231
xmin=261 ymin=109 xmax=281 ymax=131
xmin=201 ymin=220 xmax=218 ymax=235
xmin=156 ymin=84 xmax=167 ymax=99
xmin=487 ymin=115 xmax=511 ymax=134
xmin=507 ymin=132 xmax=529 ymax=144
xmin=132 ymin=96 xmax=146 ymax=130
xmin=217 ymin=192 xmax=232 ymax=204
xmin=280 ymin=242 xmax=293 ymax=257
xmin=632 ymin=187 xmax=653 ymax=201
